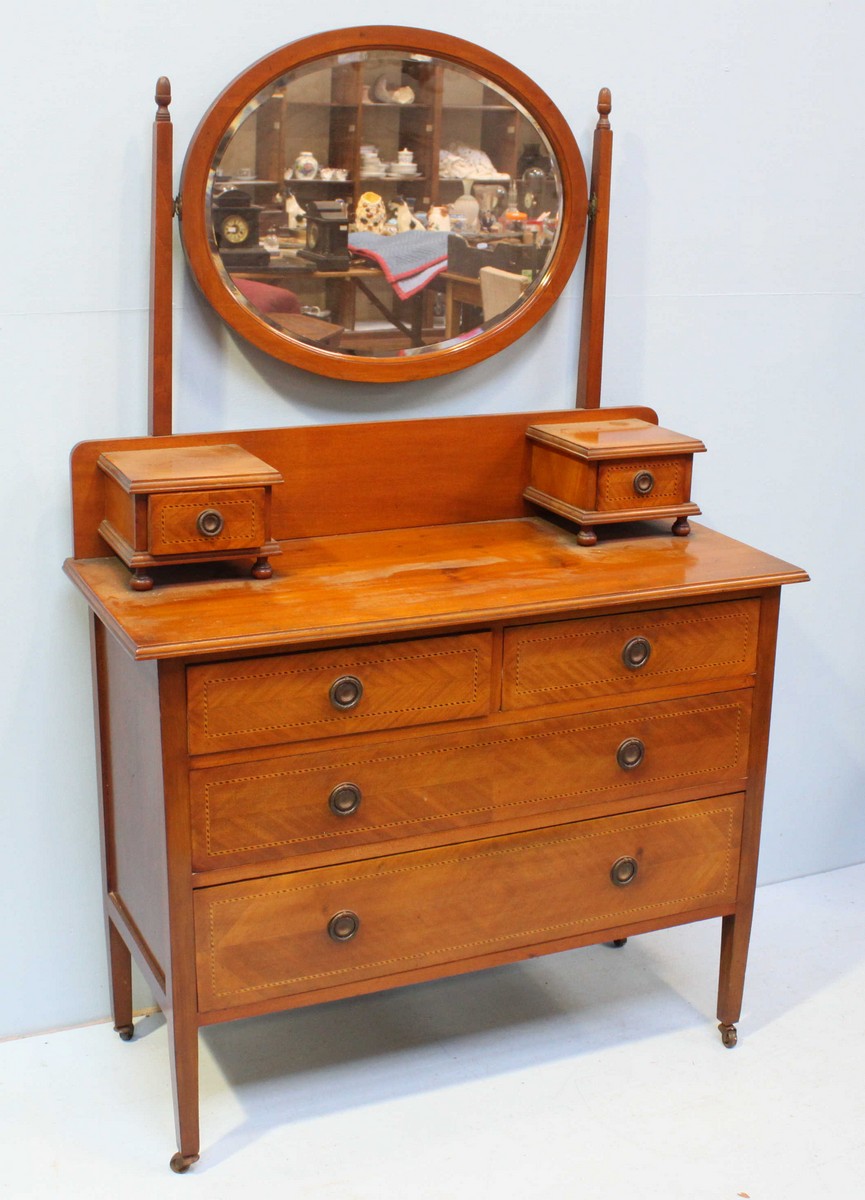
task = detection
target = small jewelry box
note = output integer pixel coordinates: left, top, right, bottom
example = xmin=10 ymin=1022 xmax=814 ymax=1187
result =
xmin=524 ymin=418 xmax=705 ymax=545
xmin=97 ymin=444 xmax=283 ymax=589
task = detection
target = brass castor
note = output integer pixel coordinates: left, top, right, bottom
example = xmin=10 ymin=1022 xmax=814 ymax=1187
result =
xmin=115 ymin=1023 xmax=134 ymax=1042
xmin=605 ymin=938 xmax=628 ymax=948
xmin=170 ymin=1152 xmax=200 ymax=1174
xmin=719 ymin=1022 xmax=738 ymax=1048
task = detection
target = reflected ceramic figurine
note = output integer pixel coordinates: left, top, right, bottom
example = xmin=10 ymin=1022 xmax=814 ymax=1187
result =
xmin=372 ymin=74 xmax=415 ymax=104
xmin=355 ymin=191 xmax=388 ymax=233
xmin=293 ymin=150 xmax=319 ymax=180
xmin=284 ymin=192 xmax=305 ymax=232
xmin=426 ymin=206 xmax=451 ymax=232
xmin=390 ymin=198 xmax=424 ymax=232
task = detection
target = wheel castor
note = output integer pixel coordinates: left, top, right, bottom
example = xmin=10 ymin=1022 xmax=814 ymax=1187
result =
xmin=718 ymin=1022 xmax=738 ymax=1048
xmin=605 ymin=938 xmax=628 ymax=948
xmin=115 ymin=1023 xmax=134 ymax=1042
xmin=170 ymin=1152 xmax=200 ymax=1174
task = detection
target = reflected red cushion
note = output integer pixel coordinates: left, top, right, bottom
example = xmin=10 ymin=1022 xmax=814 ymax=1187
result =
xmin=234 ymin=278 xmax=301 ymax=314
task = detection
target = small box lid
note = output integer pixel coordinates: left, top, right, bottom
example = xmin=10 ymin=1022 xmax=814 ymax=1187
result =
xmin=97 ymin=444 xmax=283 ymax=493
xmin=526 ymin=418 xmax=706 ymax=461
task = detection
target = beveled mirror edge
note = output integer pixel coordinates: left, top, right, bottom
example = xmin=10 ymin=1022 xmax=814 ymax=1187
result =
xmin=179 ymin=26 xmax=588 ymax=383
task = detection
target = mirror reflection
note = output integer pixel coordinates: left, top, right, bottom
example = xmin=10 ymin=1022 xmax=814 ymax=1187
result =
xmin=207 ymin=50 xmax=563 ymax=358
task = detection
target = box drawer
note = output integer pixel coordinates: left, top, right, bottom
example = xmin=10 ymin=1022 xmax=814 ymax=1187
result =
xmin=187 ymin=632 xmax=493 ymax=754
xmin=194 ymin=794 xmax=743 ymax=1012
xmin=148 ymin=488 xmax=266 ymax=555
xmin=596 ymin=456 xmax=690 ymax=511
xmin=190 ymin=690 xmax=752 ymax=870
xmin=503 ymin=598 xmax=759 ymax=711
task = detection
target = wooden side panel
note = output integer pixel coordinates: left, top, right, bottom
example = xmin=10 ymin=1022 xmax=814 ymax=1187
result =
xmin=189 ymin=690 xmax=752 ymax=872
xmin=187 ymin=632 xmax=493 ymax=754
xmin=103 ymin=628 xmax=171 ymax=979
xmin=194 ymin=794 xmax=743 ymax=1012
xmin=102 ymin=478 xmax=137 ymax=551
xmin=528 ymin=445 xmax=597 ymax=511
xmin=69 ymin=406 xmax=660 ymax=558
xmin=503 ymin=598 xmax=760 ymax=711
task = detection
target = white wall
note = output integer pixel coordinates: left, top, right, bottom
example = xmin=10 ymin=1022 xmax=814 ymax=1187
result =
xmin=2 ymin=1 xmax=862 ymax=1037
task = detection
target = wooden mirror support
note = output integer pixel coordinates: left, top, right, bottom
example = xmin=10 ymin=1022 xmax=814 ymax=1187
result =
xmin=577 ymin=88 xmax=612 ymax=409
xmin=150 ymin=77 xmax=174 ymax=437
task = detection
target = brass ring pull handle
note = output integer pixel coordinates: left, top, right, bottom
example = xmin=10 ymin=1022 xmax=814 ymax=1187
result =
xmin=329 ymin=675 xmax=364 ymax=710
xmin=616 ymin=737 xmax=645 ymax=771
xmin=329 ymin=782 xmax=362 ymax=816
xmin=610 ymin=856 xmax=639 ymax=886
xmin=633 ymin=470 xmax=655 ymax=497
xmin=328 ymin=910 xmax=360 ymax=942
xmin=622 ymin=636 xmax=652 ymax=670
xmin=196 ymin=508 xmax=225 ymax=537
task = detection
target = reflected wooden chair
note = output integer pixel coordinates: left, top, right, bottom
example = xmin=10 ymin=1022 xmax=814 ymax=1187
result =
xmin=480 ymin=266 xmax=529 ymax=322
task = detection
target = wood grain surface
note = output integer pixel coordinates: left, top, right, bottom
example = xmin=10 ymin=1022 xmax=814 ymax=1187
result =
xmin=194 ymin=794 xmax=743 ymax=1012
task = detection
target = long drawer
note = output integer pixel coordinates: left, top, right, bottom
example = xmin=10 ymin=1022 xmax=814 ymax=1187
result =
xmin=502 ymin=598 xmax=759 ymax=710
xmin=186 ymin=632 xmax=493 ymax=754
xmin=194 ymin=794 xmax=744 ymax=1012
xmin=189 ymin=689 xmax=752 ymax=871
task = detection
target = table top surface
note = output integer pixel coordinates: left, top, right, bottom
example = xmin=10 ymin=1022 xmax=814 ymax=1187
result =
xmin=64 ymin=517 xmax=808 ymax=661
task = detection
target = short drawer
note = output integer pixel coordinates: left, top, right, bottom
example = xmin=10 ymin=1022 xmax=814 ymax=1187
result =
xmin=595 ymin=456 xmax=690 ymax=511
xmin=187 ymin=632 xmax=493 ymax=755
xmin=503 ymin=598 xmax=759 ymax=711
xmin=194 ymin=793 xmax=743 ymax=1012
xmin=149 ymin=488 xmax=266 ymax=555
xmin=189 ymin=690 xmax=752 ymax=870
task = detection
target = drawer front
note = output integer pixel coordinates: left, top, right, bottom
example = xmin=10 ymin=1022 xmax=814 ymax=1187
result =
xmin=596 ymin=456 xmax=690 ymax=511
xmin=194 ymin=794 xmax=743 ymax=1011
xmin=503 ymin=598 xmax=759 ymax=711
xmin=149 ymin=488 xmax=265 ymax=555
xmin=187 ymin=632 xmax=493 ymax=755
xmin=190 ymin=690 xmax=752 ymax=870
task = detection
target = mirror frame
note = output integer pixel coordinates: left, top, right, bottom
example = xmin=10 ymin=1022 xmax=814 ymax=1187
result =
xmin=179 ymin=26 xmax=588 ymax=382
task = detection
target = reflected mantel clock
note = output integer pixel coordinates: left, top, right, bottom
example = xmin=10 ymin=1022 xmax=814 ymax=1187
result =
xmin=62 ymin=26 xmax=807 ymax=1173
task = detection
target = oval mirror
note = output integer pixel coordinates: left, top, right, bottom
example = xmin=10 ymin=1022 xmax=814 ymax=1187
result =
xmin=180 ymin=27 xmax=587 ymax=382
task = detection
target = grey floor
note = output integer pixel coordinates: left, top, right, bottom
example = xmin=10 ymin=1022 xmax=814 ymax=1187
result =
xmin=2 ymin=863 xmax=863 ymax=1199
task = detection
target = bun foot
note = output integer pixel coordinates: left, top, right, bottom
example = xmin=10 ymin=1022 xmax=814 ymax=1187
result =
xmin=115 ymin=1023 xmax=134 ymax=1041
xmin=671 ymin=516 xmax=691 ymax=537
xmin=130 ymin=569 xmax=154 ymax=591
xmin=576 ymin=525 xmax=597 ymax=546
xmin=718 ymin=1022 xmax=738 ymax=1048
xmin=251 ymin=556 xmax=273 ymax=579
xmin=170 ymin=1152 xmax=200 ymax=1174
xmin=605 ymin=938 xmax=628 ymax=948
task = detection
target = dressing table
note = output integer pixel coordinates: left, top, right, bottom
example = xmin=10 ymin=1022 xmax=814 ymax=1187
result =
xmin=63 ymin=27 xmax=807 ymax=1171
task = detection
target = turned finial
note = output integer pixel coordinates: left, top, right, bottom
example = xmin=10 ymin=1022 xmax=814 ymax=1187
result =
xmin=155 ymin=76 xmax=172 ymax=120
xmin=596 ymin=87 xmax=611 ymax=130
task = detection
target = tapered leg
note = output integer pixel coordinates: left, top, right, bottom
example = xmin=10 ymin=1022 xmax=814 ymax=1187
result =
xmin=167 ymin=1008 xmax=200 ymax=1172
xmin=107 ymin=919 xmax=135 ymax=1040
xmin=716 ymin=910 xmax=753 ymax=1047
